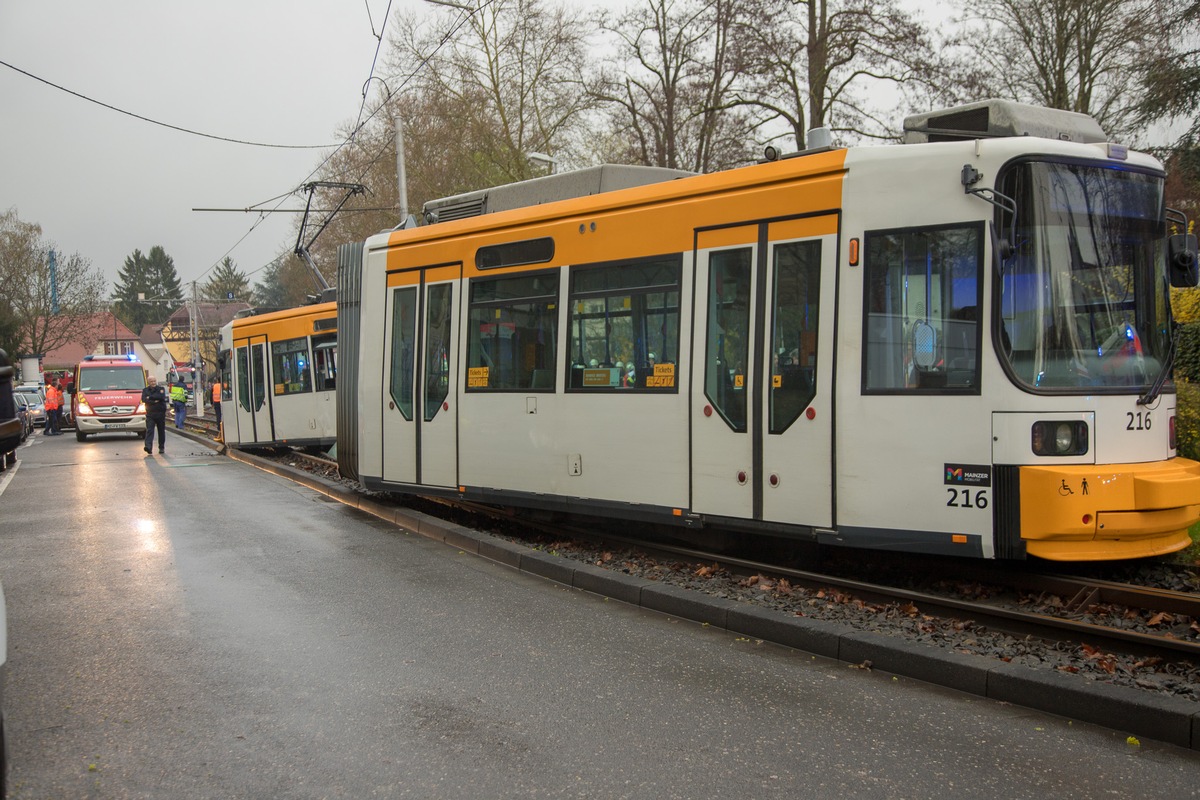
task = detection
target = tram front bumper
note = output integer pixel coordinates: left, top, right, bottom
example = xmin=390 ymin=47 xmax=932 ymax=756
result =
xmin=1019 ymin=458 xmax=1200 ymax=560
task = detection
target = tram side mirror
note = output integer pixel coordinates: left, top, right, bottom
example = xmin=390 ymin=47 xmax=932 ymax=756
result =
xmin=1169 ymin=233 xmax=1199 ymax=287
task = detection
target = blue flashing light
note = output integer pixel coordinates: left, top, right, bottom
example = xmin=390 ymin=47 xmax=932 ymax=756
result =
xmin=1125 ymin=324 xmax=1135 ymax=341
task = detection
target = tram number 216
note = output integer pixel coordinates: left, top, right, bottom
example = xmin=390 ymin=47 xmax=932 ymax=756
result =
xmin=946 ymin=488 xmax=989 ymax=509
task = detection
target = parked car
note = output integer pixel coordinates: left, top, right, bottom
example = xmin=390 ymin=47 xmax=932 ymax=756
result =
xmin=13 ymin=385 xmax=45 ymax=427
xmin=12 ymin=394 xmax=33 ymax=441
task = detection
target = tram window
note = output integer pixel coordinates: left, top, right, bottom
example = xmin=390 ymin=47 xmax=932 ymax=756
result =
xmin=862 ymin=224 xmax=983 ymax=394
xmin=466 ymin=272 xmax=558 ymax=391
xmin=312 ymin=333 xmax=336 ymax=392
xmin=251 ymin=343 xmax=267 ymax=411
xmin=271 ymin=337 xmax=313 ymax=395
xmin=236 ymin=346 xmax=250 ymax=412
xmin=424 ymin=284 xmax=452 ymax=419
xmin=770 ymin=241 xmax=821 ymax=434
xmin=705 ymin=248 xmax=752 ymax=431
xmin=390 ymin=287 xmax=417 ymax=419
xmin=476 ymin=238 xmax=554 ymax=270
xmin=566 ymin=257 xmax=681 ymax=391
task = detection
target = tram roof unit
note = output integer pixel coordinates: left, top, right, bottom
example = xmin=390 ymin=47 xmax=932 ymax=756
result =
xmin=902 ymin=98 xmax=1108 ymax=144
xmin=422 ymin=164 xmax=696 ymax=224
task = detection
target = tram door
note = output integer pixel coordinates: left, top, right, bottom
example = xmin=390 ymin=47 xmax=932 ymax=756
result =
xmin=233 ymin=337 xmax=272 ymax=444
xmin=690 ymin=216 xmax=837 ymax=527
xmin=381 ymin=265 xmax=461 ymax=488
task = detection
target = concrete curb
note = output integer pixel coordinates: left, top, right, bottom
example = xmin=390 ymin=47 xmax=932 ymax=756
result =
xmin=221 ymin=444 xmax=1200 ymax=751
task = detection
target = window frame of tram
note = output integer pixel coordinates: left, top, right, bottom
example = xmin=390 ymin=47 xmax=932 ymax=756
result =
xmin=389 ymin=287 xmax=417 ymax=421
xmin=251 ymin=343 xmax=266 ymax=411
xmin=236 ymin=346 xmax=250 ymax=412
xmin=465 ymin=270 xmax=559 ymax=392
xmin=312 ymin=333 xmax=336 ymax=392
xmin=705 ymin=247 xmax=753 ymax=431
xmin=424 ymin=283 xmax=452 ymax=420
xmin=271 ymin=337 xmax=313 ymax=396
xmin=566 ymin=256 xmax=682 ymax=392
xmin=769 ymin=240 xmax=822 ymax=434
xmin=861 ymin=223 xmax=984 ymax=395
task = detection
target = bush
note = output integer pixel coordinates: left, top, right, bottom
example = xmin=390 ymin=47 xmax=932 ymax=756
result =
xmin=1176 ymin=379 xmax=1200 ymax=461
xmin=1176 ymin=323 xmax=1200 ymax=383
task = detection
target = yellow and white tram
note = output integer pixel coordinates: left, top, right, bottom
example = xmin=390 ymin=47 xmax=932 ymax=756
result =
xmin=219 ymin=300 xmax=338 ymax=451
xmin=336 ymin=99 xmax=1200 ymax=561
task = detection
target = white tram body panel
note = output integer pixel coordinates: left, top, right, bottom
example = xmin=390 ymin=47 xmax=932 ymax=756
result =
xmin=343 ymin=101 xmax=1200 ymax=560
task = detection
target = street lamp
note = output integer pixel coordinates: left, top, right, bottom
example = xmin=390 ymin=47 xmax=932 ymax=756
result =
xmin=425 ymin=0 xmax=474 ymax=9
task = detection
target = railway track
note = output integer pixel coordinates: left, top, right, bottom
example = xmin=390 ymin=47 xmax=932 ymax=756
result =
xmin=201 ymin=425 xmax=1200 ymax=672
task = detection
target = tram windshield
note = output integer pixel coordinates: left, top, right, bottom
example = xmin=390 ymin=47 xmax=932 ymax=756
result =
xmin=996 ymin=161 xmax=1171 ymax=392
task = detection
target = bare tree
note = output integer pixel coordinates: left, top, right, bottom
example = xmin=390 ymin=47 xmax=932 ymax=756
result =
xmin=0 ymin=208 xmax=107 ymax=358
xmin=731 ymin=0 xmax=936 ymax=148
xmin=385 ymin=0 xmax=601 ymax=181
xmin=1137 ymin=2 xmax=1200 ymax=147
xmin=595 ymin=0 xmax=758 ymax=172
xmin=957 ymin=0 xmax=1178 ymax=140
xmin=288 ymin=0 xmax=604 ymax=284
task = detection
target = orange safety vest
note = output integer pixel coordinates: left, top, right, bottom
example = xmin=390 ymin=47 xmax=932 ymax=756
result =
xmin=44 ymin=386 xmax=60 ymax=411
xmin=212 ymin=382 xmax=222 ymax=403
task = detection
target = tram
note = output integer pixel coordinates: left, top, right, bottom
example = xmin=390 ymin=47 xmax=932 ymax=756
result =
xmin=218 ymin=299 xmax=338 ymax=450
xmin=332 ymin=99 xmax=1200 ymax=561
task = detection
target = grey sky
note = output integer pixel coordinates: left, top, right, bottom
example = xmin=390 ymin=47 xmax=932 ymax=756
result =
xmin=2 ymin=0 xmax=952 ymax=297
xmin=1 ymin=0 xmax=431 ymax=293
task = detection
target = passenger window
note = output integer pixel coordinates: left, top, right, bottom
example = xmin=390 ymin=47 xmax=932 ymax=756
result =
xmin=566 ymin=257 xmax=681 ymax=391
xmin=770 ymin=241 xmax=821 ymax=434
xmin=271 ymin=337 xmax=313 ymax=395
xmin=705 ymin=248 xmax=752 ymax=431
xmin=863 ymin=225 xmax=983 ymax=393
xmin=236 ymin=346 xmax=250 ymax=412
xmin=312 ymin=334 xmax=337 ymax=392
xmin=251 ymin=344 xmax=266 ymax=411
xmin=390 ymin=287 xmax=417 ymax=420
xmin=424 ymin=284 xmax=452 ymax=419
xmin=466 ymin=272 xmax=558 ymax=391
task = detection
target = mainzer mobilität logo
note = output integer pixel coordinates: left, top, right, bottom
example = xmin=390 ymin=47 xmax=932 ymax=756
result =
xmin=944 ymin=464 xmax=992 ymax=486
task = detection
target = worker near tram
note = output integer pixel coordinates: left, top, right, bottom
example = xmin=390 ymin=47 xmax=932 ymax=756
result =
xmin=169 ymin=381 xmax=188 ymax=429
xmin=43 ymin=379 xmax=62 ymax=435
xmin=211 ymin=379 xmax=222 ymax=426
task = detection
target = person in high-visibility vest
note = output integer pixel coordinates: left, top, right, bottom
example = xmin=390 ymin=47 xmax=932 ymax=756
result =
xmin=43 ymin=380 xmax=61 ymax=436
xmin=169 ymin=382 xmax=187 ymax=429
xmin=211 ymin=380 xmax=222 ymax=426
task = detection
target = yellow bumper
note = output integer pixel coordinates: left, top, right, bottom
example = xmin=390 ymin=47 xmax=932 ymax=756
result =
xmin=1020 ymin=458 xmax=1200 ymax=560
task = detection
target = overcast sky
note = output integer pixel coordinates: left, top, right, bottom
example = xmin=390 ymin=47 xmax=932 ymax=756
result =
xmin=0 ymin=0 xmax=464 ymax=294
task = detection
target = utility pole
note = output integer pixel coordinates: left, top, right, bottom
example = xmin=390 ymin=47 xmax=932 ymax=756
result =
xmin=189 ymin=281 xmax=205 ymax=417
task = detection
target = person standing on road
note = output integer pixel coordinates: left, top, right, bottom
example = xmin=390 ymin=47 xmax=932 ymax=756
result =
xmin=43 ymin=379 xmax=61 ymax=435
xmin=169 ymin=381 xmax=187 ymax=429
xmin=142 ymin=376 xmax=168 ymax=455
xmin=211 ymin=379 xmax=222 ymax=426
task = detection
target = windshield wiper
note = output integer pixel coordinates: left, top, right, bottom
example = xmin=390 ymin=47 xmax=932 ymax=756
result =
xmin=1138 ymin=328 xmax=1176 ymax=406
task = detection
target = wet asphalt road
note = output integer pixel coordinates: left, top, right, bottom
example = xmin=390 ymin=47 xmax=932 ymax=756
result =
xmin=0 ymin=431 xmax=1198 ymax=798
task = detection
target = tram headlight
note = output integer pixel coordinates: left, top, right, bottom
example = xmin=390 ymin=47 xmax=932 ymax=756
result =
xmin=1031 ymin=420 xmax=1089 ymax=456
